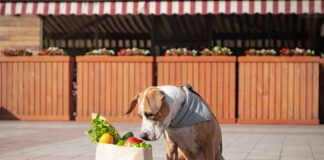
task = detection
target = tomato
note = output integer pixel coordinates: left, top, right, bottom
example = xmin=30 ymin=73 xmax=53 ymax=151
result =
xmin=124 ymin=137 xmax=143 ymax=147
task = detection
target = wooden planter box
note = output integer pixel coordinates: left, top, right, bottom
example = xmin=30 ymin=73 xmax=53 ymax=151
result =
xmin=156 ymin=56 xmax=236 ymax=123
xmin=76 ymin=56 xmax=153 ymax=122
xmin=0 ymin=56 xmax=74 ymax=120
xmin=238 ymin=56 xmax=320 ymax=124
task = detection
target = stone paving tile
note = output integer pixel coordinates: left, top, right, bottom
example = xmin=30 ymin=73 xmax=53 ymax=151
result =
xmin=223 ymin=152 xmax=249 ymax=160
xmin=1 ymin=121 xmax=324 ymax=160
xmin=314 ymin=154 xmax=324 ymax=160
xmin=280 ymin=156 xmax=314 ymax=160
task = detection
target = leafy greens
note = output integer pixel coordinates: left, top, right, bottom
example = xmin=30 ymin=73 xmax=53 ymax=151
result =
xmin=86 ymin=114 xmax=120 ymax=142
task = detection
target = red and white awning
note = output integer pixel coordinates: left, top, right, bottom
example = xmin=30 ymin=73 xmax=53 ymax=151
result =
xmin=0 ymin=0 xmax=323 ymax=16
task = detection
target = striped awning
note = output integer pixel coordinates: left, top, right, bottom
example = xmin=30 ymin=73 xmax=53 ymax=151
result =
xmin=0 ymin=0 xmax=323 ymax=16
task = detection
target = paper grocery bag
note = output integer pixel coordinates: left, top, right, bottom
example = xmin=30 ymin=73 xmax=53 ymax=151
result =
xmin=95 ymin=143 xmax=153 ymax=160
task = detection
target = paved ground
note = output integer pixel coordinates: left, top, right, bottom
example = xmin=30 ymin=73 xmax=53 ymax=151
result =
xmin=0 ymin=121 xmax=324 ymax=160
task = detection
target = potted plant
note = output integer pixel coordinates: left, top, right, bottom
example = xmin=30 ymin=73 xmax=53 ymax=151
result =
xmin=38 ymin=47 xmax=67 ymax=56
xmin=85 ymin=48 xmax=115 ymax=56
xmin=1 ymin=48 xmax=33 ymax=56
xmin=244 ymin=49 xmax=276 ymax=56
xmin=117 ymin=48 xmax=150 ymax=56
xmin=164 ymin=48 xmax=198 ymax=56
xmin=200 ymin=46 xmax=233 ymax=56
xmin=279 ymin=47 xmax=315 ymax=56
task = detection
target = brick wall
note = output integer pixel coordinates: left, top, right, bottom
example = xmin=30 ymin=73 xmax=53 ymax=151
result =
xmin=0 ymin=16 xmax=41 ymax=53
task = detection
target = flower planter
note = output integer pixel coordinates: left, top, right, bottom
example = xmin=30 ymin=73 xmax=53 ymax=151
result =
xmin=238 ymin=56 xmax=320 ymax=124
xmin=0 ymin=56 xmax=74 ymax=120
xmin=76 ymin=56 xmax=153 ymax=122
xmin=156 ymin=56 xmax=236 ymax=123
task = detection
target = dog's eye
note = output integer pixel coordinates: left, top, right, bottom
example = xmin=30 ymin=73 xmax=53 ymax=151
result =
xmin=144 ymin=112 xmax=154 ymax=118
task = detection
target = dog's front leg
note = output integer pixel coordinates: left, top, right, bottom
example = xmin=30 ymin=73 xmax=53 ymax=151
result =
xmin=166 ymin=141 xmax=178 ymax=160
xmin=164 ymin=131 xmax=179 ymax=160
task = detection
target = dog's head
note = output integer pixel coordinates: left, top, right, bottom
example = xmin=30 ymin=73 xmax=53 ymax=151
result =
xmin=125 ymin=87 xmax=171 ymax=141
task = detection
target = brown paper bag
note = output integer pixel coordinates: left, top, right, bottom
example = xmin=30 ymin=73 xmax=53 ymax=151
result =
xmin=95 ymin=143 xmax=153 ymax=160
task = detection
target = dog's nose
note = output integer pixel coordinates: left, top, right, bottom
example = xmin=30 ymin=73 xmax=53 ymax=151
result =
xmin=140 ymin=132 xmax=149 ymax=140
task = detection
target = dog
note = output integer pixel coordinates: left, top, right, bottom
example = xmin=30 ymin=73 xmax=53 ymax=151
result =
xmin=125 ymin=85 xmax=224 ymax=160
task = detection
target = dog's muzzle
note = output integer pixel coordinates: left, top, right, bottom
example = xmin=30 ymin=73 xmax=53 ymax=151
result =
xmin=140 ymin=131 xmax=156 ymax=141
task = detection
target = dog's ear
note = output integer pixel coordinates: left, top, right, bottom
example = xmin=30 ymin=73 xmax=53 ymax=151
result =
xmin=125 ymin=94 xmax=140 ymax=115
xmin=146 ymin=90 xmax=165 ymax=114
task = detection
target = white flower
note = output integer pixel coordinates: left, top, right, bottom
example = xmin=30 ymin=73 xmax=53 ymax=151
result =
xmin=26 ymin=49 xmax=33 ymax=53
xmin=144 ymin=50 xmax=150 ymax=55
xmin=213 ymin=46 xmax=221 ymax=51
xmin=109 ymin=50 xmax=115 ymax=55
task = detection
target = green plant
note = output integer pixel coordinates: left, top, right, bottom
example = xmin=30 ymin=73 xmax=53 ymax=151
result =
xmin=86 ymin=114 xmax=120 ymax=142
xmin=165 ymin=48 xmax=198 ymax=56
xmin=85 ymin=48 xmax=115 ymax=56
xmin=201 ymin=46 xmax=233 ymax=56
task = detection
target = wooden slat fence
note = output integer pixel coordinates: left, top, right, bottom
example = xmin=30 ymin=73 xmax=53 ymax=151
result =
xmin=156 ymin=56 xmax=236 ymax=123
xmin=76 ymin=56 xmax=153 ymax=122
xmin=0 ymin=56 xmax=73 ymax=120
xmin=238 ymin=56 xmax=320 ymax=124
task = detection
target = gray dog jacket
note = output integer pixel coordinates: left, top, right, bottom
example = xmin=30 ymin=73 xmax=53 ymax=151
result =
xmin=169 ymin=85 xmax=213 ymax=127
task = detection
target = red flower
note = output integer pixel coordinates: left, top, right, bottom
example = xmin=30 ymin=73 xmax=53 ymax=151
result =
xmin=117 ymin=49 xmax=125 ymax=56
xmin=279 ymin=48 xmax=289 ymax=56
xmin=60 ymin=50 xmax=64 ymax=55
xmin=244 ymin=50 xmax=251 ymax=56
xmin=172 ymin=50 xmax=176 ymax=56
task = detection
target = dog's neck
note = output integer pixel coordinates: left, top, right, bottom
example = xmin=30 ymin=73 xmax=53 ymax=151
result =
xmin=158 ymin=85 xmax=213 ymax=128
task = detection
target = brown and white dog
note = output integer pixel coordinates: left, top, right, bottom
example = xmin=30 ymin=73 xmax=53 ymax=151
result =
xmin=125 ymin=85 xmax=224 ymax=160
